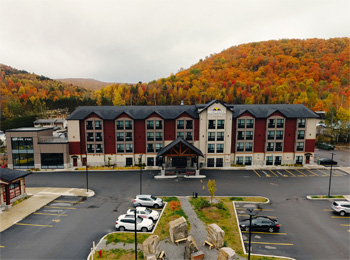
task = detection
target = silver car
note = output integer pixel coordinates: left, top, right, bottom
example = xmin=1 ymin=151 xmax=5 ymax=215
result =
xmin=133 ymin=195 xmax=164 ymax=208
xmin=115 ymin=214 xmax=153 ymax=232
xmin=127 ymin=207 xmax=160 ymax=221
xmin=331 ymin=201 xmax=350 ymax=216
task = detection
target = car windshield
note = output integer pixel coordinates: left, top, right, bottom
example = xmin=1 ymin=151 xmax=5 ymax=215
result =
xmin=145 ymin=208 xmax=152 ymax=214
xmin=151 ymin=195 xmax=157 ymax=200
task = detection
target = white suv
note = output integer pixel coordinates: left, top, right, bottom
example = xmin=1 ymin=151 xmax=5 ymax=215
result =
xmin=331 ymin=201 xmax=350 ymax=216
xmin=115 ymin=214 xmax=153 ymax=232
xmin=133 ymin=195 xmax=164 ymax=208
xmin=127 ymin=207 xmax=160 ymax=221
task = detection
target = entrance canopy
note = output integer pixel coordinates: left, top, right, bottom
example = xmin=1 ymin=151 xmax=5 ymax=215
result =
xmin=156 ymin=137 xmax=204 ymax=158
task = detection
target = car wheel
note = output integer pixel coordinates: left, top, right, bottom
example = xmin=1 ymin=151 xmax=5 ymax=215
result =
xmin=119 ymin=226 xmax=125 ymax=231
xmin=244 ymin=226 xmax=249 ymax=232
xmin=268 ymin=227 xmax=274 ymax=233
xmin=141 ymin=227 xmax=147 ymax=232
xmin=340 ymin=211 xmax=346 ymax=216
xmin=153 ymin=204 xmax=159 ymax=209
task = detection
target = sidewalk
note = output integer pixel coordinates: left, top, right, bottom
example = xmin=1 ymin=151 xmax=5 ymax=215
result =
xmin=0 ymin=187 xmax=94 ymax=232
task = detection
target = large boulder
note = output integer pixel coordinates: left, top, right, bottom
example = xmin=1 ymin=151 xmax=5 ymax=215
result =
xmin=217 ymin=247 xmax=237 ymax=260
xmin=184 ymin=236 xmax=199 ymax=260
xmin=206 ymin=223 xmax=225 ymax=248
xmin=169 ymin=216 xmax=188 ymax=243
xmin=142 ymin=235 xmax=160 ymax=257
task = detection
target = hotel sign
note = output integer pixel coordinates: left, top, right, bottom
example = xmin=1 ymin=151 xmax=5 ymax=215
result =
xmin=208 ymin=107 xmax=226 ymax=116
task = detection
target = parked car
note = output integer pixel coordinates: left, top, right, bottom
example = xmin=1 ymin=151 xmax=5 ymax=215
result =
xmin=115 ymin=214 xmax=153 ymax=232
xmin=318 ymin=158 xmax=337 ymax=165
xmin=133 ymin=195 xmax=164 ymax=208
xmin=317 ymin=142 xmax=335 ymax=150
xmin=240 ymin=216 xmax=280 ymax=233
xmin=331 ymin=201 xmax=350 ymax=216
xmin=127 ymin=207 xmax=160 ymax=221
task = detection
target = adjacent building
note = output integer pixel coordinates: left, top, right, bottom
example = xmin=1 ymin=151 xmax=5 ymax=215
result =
xmin=67 ymin=100 xmax=319 ymax=169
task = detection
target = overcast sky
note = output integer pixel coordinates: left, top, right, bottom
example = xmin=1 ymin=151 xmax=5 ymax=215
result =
xmin=1 ymin=0 xmax=349 ymax=83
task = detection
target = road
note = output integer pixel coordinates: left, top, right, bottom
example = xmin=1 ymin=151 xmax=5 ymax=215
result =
xmin=0 ymin=168 xmax=349 ymax=259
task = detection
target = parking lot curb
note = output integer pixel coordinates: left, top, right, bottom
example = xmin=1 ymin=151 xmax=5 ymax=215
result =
xmin=306 ymin=195 xmax=350 ymax=201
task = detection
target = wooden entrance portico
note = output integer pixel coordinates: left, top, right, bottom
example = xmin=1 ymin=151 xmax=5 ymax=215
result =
xmin=156 ymin=137 xmax=204 ymax=177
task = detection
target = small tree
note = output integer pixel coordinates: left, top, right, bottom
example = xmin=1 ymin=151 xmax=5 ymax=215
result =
xmin=207 ymin=179 xmax=217 ymax=203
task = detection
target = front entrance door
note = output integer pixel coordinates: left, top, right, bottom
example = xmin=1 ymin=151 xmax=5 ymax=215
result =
xmin=306 ymin=155 xmax=310 ymax=164
xmin=172 ymin=157 xmax=187 ymax=168
xmin=73 ymin=158 xmax=78 ymax=167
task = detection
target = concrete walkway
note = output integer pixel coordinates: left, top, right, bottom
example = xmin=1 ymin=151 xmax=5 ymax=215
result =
xmin=0 ymin=187 xmax=94 ymax=232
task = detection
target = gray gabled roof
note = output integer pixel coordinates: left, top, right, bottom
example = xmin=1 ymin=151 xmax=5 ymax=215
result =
xmin=156 ymin=137 xmax=204 ymax=157
xmin=67 ymin=105 xmax=199 ymax=120
xmin=0 ymin=168 xmax=32 ymax=183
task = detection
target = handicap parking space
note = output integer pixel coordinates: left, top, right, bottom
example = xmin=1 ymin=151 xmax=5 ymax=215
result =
xmin=14 ymin=196 xmax=86 ymax=228
xmin=252 ymin=168 xmax=348 ymax=178
xmin=235 ymin=202 xmax=295 ymax=257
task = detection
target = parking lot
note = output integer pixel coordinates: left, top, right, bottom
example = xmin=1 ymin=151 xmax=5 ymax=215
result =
xmin=251 ymin=168 xmax=347 ymax=178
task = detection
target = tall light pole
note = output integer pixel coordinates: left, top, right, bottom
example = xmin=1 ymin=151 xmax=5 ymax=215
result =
xmin=247 ymin=207 xmax=255 ymax=260
xmin=134 ymin=215 xmax=137 ymax=260
xmin=86 ymin=150 xmax=89 ymax=193
xmin=328 ymin=152 xmax=336 ymax=197
xmin=139 ymin=154 xmax=143 ymax=194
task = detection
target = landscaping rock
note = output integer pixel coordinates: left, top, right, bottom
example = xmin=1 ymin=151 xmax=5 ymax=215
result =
xmin=142 ymin=235 xmax=160 ymax=257
xmin=217 ymin=247 xmax=237 ymax=260
xmin=169 ymin=216 xmax=188 ymax=243
xmin=207 ymin=223 xmax=225 ymax=248
xmin=184 ymin=235 xmax=199 ymax=259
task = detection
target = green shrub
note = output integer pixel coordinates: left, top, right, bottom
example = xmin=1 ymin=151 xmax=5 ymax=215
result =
xmin=192 ymin=197 xmax=211 ymax=209
xmin=229 ymin=197 xmax=244 ymax=201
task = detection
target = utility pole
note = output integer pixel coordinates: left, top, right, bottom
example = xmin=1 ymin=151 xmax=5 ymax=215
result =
xmin=327 ymin=152 xmax=336 ymax=197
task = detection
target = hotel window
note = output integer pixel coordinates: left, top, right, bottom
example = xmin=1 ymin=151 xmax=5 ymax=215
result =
xmin=245 ymin=156 xmax=252 ymax=165
xmin=266 ymin=156 xmax=273 ymax=165
xmin=117 ymin=132 xmax=124 ymax=141
xmin=116 ymin=121 xmax=124 ymax=130
xmin=268 ymin=119 xmax=275 ymax=128
xmin=155 ymin=143 xmax=163 ymax=152
xmin=147 ymin=120 xmax=154 ymax=129
xmin=297 ymin=142 xmax=304 ymax=151
xmin=207 ymin=158 xmax=215 ymax=167
xmin=147 ymin=143 xmax=154 ymax=153
xmin=236 ymin=156 xmax=244 ymax=165
xmin=277 ymin=119 xmax=284 ymax=128
xmin=95 ymin=120 xmax=102 ymax=130
xmin=216 ymin=144 xmax=224 ymax=153
xmin=125 ymin=120 xmax=132 ymax=130
xmin=238 ymin=119 xmax=245 ymax=128
xmin=125 ymin=132 xmax=133 ymax=141
xmin=296 ymin=156 xmax=303 ymax=164
xmin=298 ymin=118 xmax=306 ymax=128
xmin=208 ymin=132 xmax=215 ymax=141
xmin=177 ymin=132 xmax=184 ymax=138
xmin=237 ymin=142 xmax=244 ymax=152
xmin=87 ymin=132 xmax=94 ymax=142
xmin=87 ymin=144 xmax=94 ymax=153
xmin=86 ymin=121 xmax=93 ymax=130
xmin=186 ymin=120 xmax=193 ymax=129
xmin=186 ymin=132 xmax=193 ymax=141
xmin=276 ymin=130 xmax=283 ymax=140
xmin=245 ymin=142 xmax=253 ymax=152
xmin=155 ymin=120 xmax=163 ymax=129
xmin=147 ymin=132 xmax=154 ymax=141
xmin=125 ymin=144 xmax=133 ymax=153
xmin=117 ymin=144 xmax=124 ymax=153
xmin=156 ymin=132 xmax=163 ymax=141
xmin=237 ymin=131 xmax=244 ymax=140
xmin=297 ymin=130 xmax=305 ymax=139
xmin=275 ymin=142 xmax=283 ymax=151
xmin=208 ymin=120 xmax=216 ymax=129
xmin=217 ymin=120 xmax=225 ymax=129
xmin=95 ymin=132 xmax=103 ymax=142
xmin=217 ymin=132 xmax=224 ymax=141
xmin=177 ymin=120 xmax=184 ymax=129
xmin=267 ymin=142 xmax=274 ymax=151
xmin=246 ymin=131 xmax=253 ymax=140
xmin=95 ymin=144 xmax=103 ymax=153
xmin=246 ymin=119 xmax=254 ymax=128
xmin=208 ymin=144 xmax=215 ymax=153
xmin=216 ymin=158 xmax=223 ymax=167
xmin=267 ymin=131 xmax=275 ymax=140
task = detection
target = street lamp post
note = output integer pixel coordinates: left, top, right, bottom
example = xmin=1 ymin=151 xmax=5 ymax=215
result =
xmin=328 ymin=152 xmax=336 ymax=197
xmin=139 ymin=155 xmax=143 ymax=194
xmin=134 ymin=215 xmax=137 ymax=260
xmin=247 ymin=207 xmax=255 ymax=260
xmin=86 ymin=150 xmax=89 ymax=193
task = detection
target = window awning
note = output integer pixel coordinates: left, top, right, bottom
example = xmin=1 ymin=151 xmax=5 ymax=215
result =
xmin=156 ymin=137 xmax=204 ymax=158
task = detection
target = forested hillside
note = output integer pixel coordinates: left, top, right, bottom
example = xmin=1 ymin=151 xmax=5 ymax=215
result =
xmin=94 ymin=38 xmax=349 ymax=113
